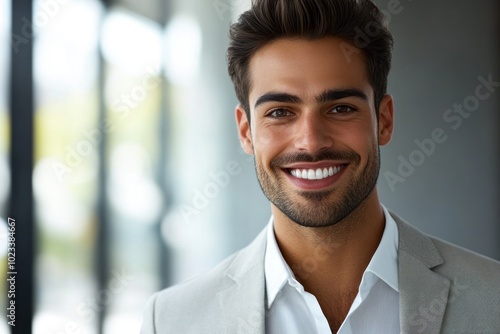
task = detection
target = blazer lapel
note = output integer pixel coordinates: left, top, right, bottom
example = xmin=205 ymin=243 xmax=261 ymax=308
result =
xmin=214 ymin=228 xmax=267 ymax=334
xmin=393 ymin=213 xmax=451 ymax=334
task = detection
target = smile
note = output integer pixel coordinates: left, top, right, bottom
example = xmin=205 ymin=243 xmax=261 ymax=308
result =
xmin=289 ymin=165 xmax=344 ymax=180
xmin=282 ymin=162 xmax=347 ymax=191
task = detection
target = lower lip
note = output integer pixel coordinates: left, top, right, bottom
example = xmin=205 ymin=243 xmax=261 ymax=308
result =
xmin=283 ymin=166 xmax=346 ymax=191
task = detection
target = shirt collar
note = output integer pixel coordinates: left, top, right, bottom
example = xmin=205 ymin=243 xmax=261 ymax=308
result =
xmin=364 ymin=205 xmax=399 ymax=293
xmin=264 ymin=205 xmax=399 ymax=309
xmin=264 ymin=216 xmax=295 ymax=309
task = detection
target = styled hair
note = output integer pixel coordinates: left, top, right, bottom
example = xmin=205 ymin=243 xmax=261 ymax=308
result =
xmin=227 ymin=0 xmax=394 ymax=121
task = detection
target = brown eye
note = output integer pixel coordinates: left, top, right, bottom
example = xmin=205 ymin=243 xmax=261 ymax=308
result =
xmin=268 ymin=109 xmax=292 ymax=118
xmin=330 ymin=105 xmax=354 ymax=114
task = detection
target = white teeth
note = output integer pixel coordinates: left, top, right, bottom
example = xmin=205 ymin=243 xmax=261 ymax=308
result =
xmin=315 ymin=169 xmax=322 ymax=179
xmin=290 ymin=165 xmax=344 ymax=180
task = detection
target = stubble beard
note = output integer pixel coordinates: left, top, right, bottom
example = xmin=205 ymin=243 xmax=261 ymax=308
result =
xmin=254 ymin=147 xmax=380 ymax=228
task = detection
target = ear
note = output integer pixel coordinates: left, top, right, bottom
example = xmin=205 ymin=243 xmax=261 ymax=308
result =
xmin=377 ymin=94 xmax=394 ymax=146
xmin=235 ymin=105 xmax=254 ymax=155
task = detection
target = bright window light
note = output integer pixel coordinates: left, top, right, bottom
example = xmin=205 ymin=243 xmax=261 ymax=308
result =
xmin=101 ymin=9 xmax=162 ymax=76
xmin=33 ymin=159 xmax=89 ymax=239
xmin=34 ymin=0 xmax=102 ymax=101
xmin=108 ymin=143 xmax=163 ymax=225
xmin=163 ymin=15 xmax=202 ymax=86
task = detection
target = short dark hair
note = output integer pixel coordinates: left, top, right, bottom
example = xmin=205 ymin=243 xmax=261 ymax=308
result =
xmin=227 ymin=0 xmax=394 ymax=121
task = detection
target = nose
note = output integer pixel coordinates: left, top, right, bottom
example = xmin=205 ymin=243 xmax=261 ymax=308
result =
xmin=293 ymin=112 xmax=333 ymax=154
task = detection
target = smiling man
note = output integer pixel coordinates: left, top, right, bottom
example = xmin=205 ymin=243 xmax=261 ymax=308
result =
xmin=141 ymin=0 xmax=500 ymax=333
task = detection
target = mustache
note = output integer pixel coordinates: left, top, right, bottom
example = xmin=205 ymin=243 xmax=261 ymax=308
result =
xmin=270 ymin=150 xmax=360 ymax=167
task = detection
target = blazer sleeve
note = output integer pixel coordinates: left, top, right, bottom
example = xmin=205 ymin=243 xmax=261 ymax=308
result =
xmin=140 ymin=293 xmax=158 ymax=334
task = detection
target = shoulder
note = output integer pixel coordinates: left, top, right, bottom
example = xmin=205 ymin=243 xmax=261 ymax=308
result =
xmin=391 ymin=210 xmax=500 ymax=281
xmin=429 ymin=235 xmax=500 ymax=308
xmin=152 ymin=225 xmax=267 ymax=306
xmin=141 ymin=254 xmax=238 ymax=334
xmin=141 ymin=227 xmax=268 ymax=333
xmin=151 ymin=250 xmax=240 ymax=314
xmin=429 ymin=236 xmax=500 ymax=329
xmin=392 ymin=211 xmax=500 ymax=328
xmin=430 ymin=235 xmax=500 ymax=282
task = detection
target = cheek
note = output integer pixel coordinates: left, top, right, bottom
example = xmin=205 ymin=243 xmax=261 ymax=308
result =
xmin=337 ymin=121 xmax=377 ymax=156
xmin=253 ymin=126 xmax=274 ymax=147
xmin=252 ymin=125 xmax=288 ymax=162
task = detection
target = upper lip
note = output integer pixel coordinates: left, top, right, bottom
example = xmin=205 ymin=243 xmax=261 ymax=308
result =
xmin=282 ymin=161 xmax=348 ymax=169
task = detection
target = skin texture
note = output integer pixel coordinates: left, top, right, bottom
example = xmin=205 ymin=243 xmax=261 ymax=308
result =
xmin=236 ymin=37 xmax=394 ymax=331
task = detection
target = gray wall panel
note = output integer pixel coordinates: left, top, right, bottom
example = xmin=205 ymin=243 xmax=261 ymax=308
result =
xmin=375 ymin=0 xmax=500 ymax=259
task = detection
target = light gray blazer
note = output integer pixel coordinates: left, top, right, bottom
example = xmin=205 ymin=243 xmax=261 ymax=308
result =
xmin=141 ymin=212 xmax=500 ymax=333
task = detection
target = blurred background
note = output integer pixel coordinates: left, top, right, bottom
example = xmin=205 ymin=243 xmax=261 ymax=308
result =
xmin=0 ymin=0 xmax=498 ymax=333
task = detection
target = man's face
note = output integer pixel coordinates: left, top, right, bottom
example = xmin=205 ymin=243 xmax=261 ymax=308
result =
xmin=236 ymin=38 xmax=393 ymax=227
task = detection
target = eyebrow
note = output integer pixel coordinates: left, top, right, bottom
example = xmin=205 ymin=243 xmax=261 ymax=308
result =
xmin=254 ymin=88 xmax=368 ymax=109
xmin=316 ymin=88 xmax=368 ymax=104
xmin=254 ymin=93 xmax=302 ymax=109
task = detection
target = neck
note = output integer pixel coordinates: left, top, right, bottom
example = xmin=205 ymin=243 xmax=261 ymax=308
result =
xmin=271 ymin=190 xmax=385 ymax=293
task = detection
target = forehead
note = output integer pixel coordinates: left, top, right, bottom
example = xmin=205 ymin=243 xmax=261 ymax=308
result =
xmin=247 ymin=37 xmax=373 ymax=107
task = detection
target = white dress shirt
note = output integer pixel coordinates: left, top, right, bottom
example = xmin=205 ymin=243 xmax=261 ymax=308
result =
xmin=264 ymin=205 xmax=400 ymax=334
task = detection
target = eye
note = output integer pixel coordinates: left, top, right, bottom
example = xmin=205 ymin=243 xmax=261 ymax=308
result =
xmin=329 ymin=105 xmax=355 ymax=114
xmin=267 ymin=108 xmax=293 ymax=118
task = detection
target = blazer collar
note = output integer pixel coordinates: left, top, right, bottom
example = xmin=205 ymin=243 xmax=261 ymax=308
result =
xmin=392 ymin=211 xmax=451 ymax=334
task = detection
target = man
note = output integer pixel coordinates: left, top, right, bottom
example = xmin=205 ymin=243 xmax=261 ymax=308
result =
xmin=141 ymin=0 xmax=500 ymax=333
